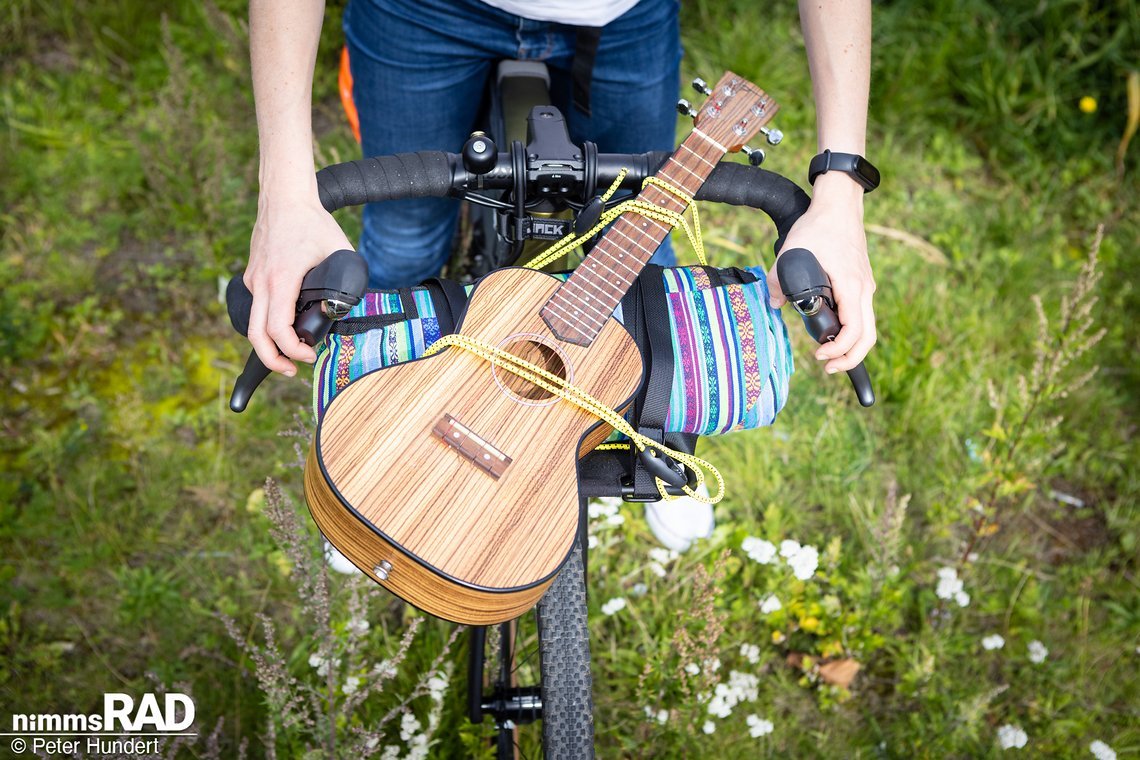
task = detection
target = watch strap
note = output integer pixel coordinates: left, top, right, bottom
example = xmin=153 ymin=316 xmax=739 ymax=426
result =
xmin=808 ymin=150 xmax=880 ymax=193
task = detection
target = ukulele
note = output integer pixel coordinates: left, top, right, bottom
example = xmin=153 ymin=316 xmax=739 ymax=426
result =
xmin=305 ymin=72 xmax=779 ymax=624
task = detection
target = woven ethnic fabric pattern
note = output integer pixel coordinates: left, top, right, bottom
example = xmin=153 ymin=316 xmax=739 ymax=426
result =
xmin=312 ymin=286 xmax=460 ymax=421
xmin=660 ymin=266 xmax=793 ymax=435
xmin=312 ymin=268 xmax=793 ymax=434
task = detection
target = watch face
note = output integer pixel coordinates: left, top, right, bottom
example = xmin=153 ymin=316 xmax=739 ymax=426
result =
xmin=854 ymin=156 xmax=881 ymax=188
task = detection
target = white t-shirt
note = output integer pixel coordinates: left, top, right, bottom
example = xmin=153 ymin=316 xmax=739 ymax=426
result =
xmin=479 ymin=0 xmax=641 ymax=26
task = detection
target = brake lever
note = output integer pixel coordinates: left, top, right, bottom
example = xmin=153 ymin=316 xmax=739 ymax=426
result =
xmin=228 ymin=250 xmax=369 ymax=413
xmin=776 ymin=247 xmax=875 ymax=407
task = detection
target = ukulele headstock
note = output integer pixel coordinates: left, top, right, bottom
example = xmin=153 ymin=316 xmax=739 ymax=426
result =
xmin=679 ymin=71 xmax=780 ymax=155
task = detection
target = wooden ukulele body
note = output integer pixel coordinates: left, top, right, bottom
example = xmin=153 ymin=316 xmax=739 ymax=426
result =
xmin=305 ymin=267 xmax=643 ymax=624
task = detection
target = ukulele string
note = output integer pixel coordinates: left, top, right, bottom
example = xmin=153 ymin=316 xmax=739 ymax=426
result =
xmin=422 ymin=333 xmax=725 ymax=505
xmin=523 ymin=171 xmax=709 ymax=272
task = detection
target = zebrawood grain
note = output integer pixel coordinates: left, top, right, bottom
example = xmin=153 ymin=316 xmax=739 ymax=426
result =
xmin=307 ymin=268 xmax=643 ymax=624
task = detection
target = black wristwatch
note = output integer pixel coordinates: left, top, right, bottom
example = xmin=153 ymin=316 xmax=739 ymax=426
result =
xmin=808 ymin=150 xmax=880 ymax=193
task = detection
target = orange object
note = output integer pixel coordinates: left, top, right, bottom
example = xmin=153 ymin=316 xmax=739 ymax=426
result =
xmin=339 ymin=46 xmax=362 ymax=144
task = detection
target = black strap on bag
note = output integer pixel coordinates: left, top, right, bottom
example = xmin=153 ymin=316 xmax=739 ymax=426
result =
xmin=572 ymin=26 xmax=602 ymax=116
xmin=423 ymin=277 xmax=471 ymax=334
xmin=331 ymin=278 xmax=471 ymax=336
xmin=620 ymin=266 xmax=696 ymax=500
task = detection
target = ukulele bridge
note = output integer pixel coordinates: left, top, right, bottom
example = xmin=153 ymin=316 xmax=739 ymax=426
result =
xmin=432 ymin=414 xmax=513 ymax=479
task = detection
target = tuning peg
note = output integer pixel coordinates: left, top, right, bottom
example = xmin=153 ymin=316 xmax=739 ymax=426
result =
xmin=761 ymin=126 xmax=783 ymax=146
xmin=676 ymin=99 xmax=697 ymax=118
xmin=741 ymin=146 xmax=766 ymax=167
xmin=691 ymin=78 xmax=712 ymax=96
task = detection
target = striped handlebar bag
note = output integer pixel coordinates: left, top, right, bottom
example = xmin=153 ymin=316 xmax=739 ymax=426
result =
xmin=312 ymin=265 xmax=793 ymax=435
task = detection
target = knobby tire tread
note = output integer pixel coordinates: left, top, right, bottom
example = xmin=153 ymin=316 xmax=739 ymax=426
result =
xmin=536 ymin=541 xmax=594 ymax=759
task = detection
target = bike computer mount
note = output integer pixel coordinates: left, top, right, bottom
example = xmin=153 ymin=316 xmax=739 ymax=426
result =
xmin=463 ymin=105 xmax=600 ymax=246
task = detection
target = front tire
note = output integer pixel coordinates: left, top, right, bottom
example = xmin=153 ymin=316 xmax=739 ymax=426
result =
xmin=536 ymin=541 xmax=594 ymax=758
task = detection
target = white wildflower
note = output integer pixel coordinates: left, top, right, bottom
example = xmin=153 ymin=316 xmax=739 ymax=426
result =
xmin=997 ymin=724 xmax=1028 ymax=749
xmin=606 ymin=512 xmax=626 ymax=527
xmin=727 ymin=670 xmax=760 ymax=702
xmin=935 ymin=566 xmax=965 ymax=600
xmin=741 ymin=536 xmax=778 ymax=564
xmin=648 ymin=562 xmax=667 ymax=578
xmin=309 ymin=654 xmax=340 ymax=677
xmin=684 ymin=663 xmax=701 ymax=676
xmin=643 ymin=706 xmax=655 ymax=719
xmin=779 ymin=539 xmax=802 ymax=559
xmin=600 ymin=597 xmax=627 ymax=616
xmin=656 ymin=709 xmax=669 ymax=724
xmin=588 ymin=535 xmax=599 ymax=550
xmin=379 ymin=746 xmax=399 ymax=760
xmin=702 ymin=720 xmax=716 ymax=734
xmin=788 ymin=545 xmax=819 ymax=580
xmin=1089 ymin=740 xmax=1117 ymax=760
xmin=588 ymin=497 xmax=620 ymax=520
xmin=955 ymin=590 xmax=971 ymax=608
xmin=630 ymin=582 xmax=648 ymax=597
xmin=427 ymin=674 xmax=448 ymax=702
xmin=407 ymin=734 xmax=429 ymax=760
xmin=342 ymin=676 xmax=360 ymax=696
xmin=746 ymin=714 xmax=774 ymax=738
xmin=982 ymin=634 xmax=1006 ymax=651
xmin=399 ymin=711 xmax=420 ymax=742
xmin=707 ymin=657 xmax=721 ymax=672
xmin=346 ymin=617 xmax=370 ymax=635
xmin=740 ymin=643 xmax=761 ymax=664
xmin=373 ymin=659 xmax=398 ymax=679
xmin=758 ymin=594 xmax=782 ymax=614
xmin=648 ymin=547 xmax=679 ymax=565
xmin=1027 ymin=640 xmax=1048 ymax=664
xmin=707 ymin=694 xmax=732 ymax=719
xmin=967 ymin=552 xmax=979 ymax=562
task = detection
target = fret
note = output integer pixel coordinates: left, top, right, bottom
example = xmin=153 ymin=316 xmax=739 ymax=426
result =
xmin=573 ymin=272 xmax=622 ymax=304
xmin=661 ymin=159 xmax=704 ymax=184
xmin=603 ymin=249 xmax=641 ymax=277
xmin=679 ymin=142 xmax=717 ymax=169
xmin=611 ymin=225 xmax=659 ymax=258
xmin=691 ymin=128 xmax=727 ymax=153
xmin=543 ymin=296 xmax=606 ymax=330
xmin=587 ymin=255 xmax=630 ymax=281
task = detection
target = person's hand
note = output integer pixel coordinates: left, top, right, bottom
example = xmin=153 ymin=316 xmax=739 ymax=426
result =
xmin=767 ymin=172 xmax=876 ymax=374
xmin=244 ymin=186 xmax=354 ymax=376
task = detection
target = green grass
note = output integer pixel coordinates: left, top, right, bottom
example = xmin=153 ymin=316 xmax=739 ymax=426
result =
xmin=2 ymin=0 xmax=1138 ymax=757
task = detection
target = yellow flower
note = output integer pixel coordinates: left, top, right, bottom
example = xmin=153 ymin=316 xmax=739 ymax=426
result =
xmin=1079 ymin=96 xmax=1097 ymax=114
xmin=801 ymin=616 xmax=821 ymax=633
xmin=771 ymin=630 xmax=786 ymax=644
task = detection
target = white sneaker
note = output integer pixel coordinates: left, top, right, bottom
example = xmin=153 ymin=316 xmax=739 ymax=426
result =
xmin=644 ymin=485 xmax=714 ymax=553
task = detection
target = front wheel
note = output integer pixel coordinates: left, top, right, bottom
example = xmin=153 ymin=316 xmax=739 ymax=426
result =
xmin=537 ymin=540 xmax=594 ymax=758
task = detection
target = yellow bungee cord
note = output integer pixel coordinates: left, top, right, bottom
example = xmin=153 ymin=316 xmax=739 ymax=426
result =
xmin=426 ymin=170 xmax=725 ymax=504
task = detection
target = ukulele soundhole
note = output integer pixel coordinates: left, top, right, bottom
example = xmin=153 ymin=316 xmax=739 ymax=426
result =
xmin=493 ymin=336 xmax=571 ymax=405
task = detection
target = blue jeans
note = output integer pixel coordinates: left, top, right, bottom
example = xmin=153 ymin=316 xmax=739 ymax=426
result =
xmin=344 ymin=0 xmax=682 ymax=288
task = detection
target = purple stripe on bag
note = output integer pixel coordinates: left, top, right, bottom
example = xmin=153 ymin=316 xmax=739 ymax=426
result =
xmin=668 ymin=291 xmax=702 ymax=432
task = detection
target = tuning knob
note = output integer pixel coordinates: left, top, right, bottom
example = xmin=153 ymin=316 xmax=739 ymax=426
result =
xmin=741 ymin=146 xmax=766 ymax=167
xmin=761 ymin=126 xmax=783 ymax=146
xmin=676 ymin=99 xmax=697 ymax=118
xmin=691 ymin=77 xmax=712 ymax=96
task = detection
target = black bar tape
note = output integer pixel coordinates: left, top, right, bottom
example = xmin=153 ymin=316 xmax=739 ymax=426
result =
xmin=316 ymin=152 xmax=455 ymax=212
xmin=696 ymin=164 xmax=811 ymax=255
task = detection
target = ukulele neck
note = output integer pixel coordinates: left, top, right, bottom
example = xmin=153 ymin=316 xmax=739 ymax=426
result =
xmin=539 ymin=129 xmax=724 ymax=347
